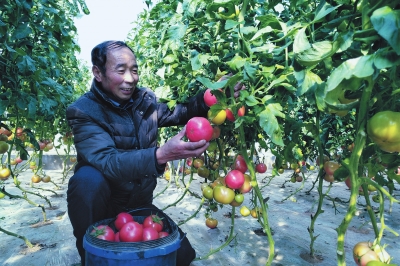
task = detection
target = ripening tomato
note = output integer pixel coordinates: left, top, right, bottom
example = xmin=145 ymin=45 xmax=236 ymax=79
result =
xmin=353 ymin=242 xmax=380 ymax=266
xmin=119 ymin=221 xmax=143 ymax=242
xmin=238 ymin=174 xmax=252 ymax=194
xmin=213 ymin=185 xmax=235 ymax=204
xmin=143 ymin=214 xmax=164 ymax=233
xmin=237 ymin=106 xmax=245 ymax=117
xmin=142 ymin=227 xmax=160 ymax=241
xmin=0 ymin=168 xmax=11 ymax=180
xmin=90 ymin=225 xmax=115 ymax=241
xmin=204 ymin=89 xmax=218 ymax=107
xmin=208 ymin=110 xmax=226 ymax=125
xmin=186 ymin=117 xmax=214 ymax=142
xmin=324 ymin=161 xmax=340 ymax=176
xmin=233 ymin=155 xmax=247 ymax=173
xmin=31 ymin=174 xmax=41 ymax=183
xmin=205 ymin=217 xmax=218 ymax=229
xmin=225 ymin=170 xmax=245 ymax=189
xmin=240 ymin=206 xmax=251 ymax=217
xmin=193 ymin=158 xmax=204 ymax=169
xmin=115 ymin=212 xmax=134 ymax=231
xmin=225 ymin=108 xmax=235 ymax=122
xmin=41 ymin=175 xmax=51 ymax=183
xmin=256 ymin=163 xmax=267 ymax=173
xmin=323 ymin=174 xmax=335 ymax=182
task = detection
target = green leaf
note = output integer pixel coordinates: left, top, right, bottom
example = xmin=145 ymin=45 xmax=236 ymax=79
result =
xmin=295 ymin=40 xmax=334 ymax=67
xmin=163 ymin=54 xmax=177 ymax=64
xmin=250 ymin=26 xmax=274 ymax=41
xmin=12 ymin=23 xmax=32 ymax=39
xmin=296 ymin=70 xmax=322 ymax=96
xmin=293 ymin=27 xmax=311 ymax=53
xmin=245 ymin=95 xmax=259 ymax=107
xmin=259 ymin=104 xmax=285 ymax=146
xmin=313 ymin=2 xmax=338 ymax=22
xmin=326 ymin=50 xmax=400 ymax=91
xmin=196 ymin=77 xmax=228 ymax=90
xmin=16 ymin=55 xmax=36 ymax=74
xmin=371 ymin=6 xmax=400 ymax=55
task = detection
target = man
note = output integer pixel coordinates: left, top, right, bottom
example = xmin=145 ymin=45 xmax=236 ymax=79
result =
xmin=66 ymin=40 xmax=243 ymax=265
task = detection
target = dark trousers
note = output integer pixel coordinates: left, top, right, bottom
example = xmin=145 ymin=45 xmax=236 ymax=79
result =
xmin=67 ymin=165 xmax=195 ymax=266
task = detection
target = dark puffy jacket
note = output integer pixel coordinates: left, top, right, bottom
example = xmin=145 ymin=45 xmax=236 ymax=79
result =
xmin=66 ymin=80 xmax=209 ymax=208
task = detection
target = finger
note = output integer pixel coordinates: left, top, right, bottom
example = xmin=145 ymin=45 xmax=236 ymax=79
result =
xmin=176 ymin=126 xmax=186 ymax=139
xmin=187 ymin=139 xmax=208 ymax=150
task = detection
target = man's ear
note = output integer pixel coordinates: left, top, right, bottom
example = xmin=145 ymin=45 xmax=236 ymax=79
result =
xmin=92 ymin=66 xmax=103 ymax=82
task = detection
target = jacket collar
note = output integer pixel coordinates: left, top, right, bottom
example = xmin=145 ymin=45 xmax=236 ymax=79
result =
xmin=90 ymin=79 xmax=143 ymax=109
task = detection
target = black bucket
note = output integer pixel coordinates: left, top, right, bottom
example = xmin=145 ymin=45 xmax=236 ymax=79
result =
xmin=83 ymin=208 xmax=181 ymax=265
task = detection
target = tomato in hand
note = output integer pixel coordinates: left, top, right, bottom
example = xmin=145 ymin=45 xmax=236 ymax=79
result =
xmin=143 ymin=214 xmax=164 ymax=232
xmin=90 ymin=225 xmax=115 ymax=241
xmin=186 ymin=117 xmax=213 ymax=142
xmin=115 ymin=212 xmax=134 ymax=231
xmin=119 ymin=221 xmax=143 ymax=242
xmin=142 ymin=227 xmax=160 ymax=241
xmin=225 ymin=170 xmax=245 ymax=189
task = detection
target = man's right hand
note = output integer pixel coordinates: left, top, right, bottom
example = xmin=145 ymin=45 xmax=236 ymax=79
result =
xmin=156 ymin=127 xmax=209 ymax=165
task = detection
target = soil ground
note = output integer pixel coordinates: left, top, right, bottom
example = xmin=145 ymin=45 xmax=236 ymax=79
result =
xmin=0 ymin=158 xmax=399 ymax=266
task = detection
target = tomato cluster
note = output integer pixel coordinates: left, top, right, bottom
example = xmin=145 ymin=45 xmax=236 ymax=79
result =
xmin=90 ymin=213 xmax=169 ymax=242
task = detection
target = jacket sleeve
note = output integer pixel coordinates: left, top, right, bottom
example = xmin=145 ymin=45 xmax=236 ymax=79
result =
xmin=66 ymin=106 xmax=163 ymax=184
xmin=157 ymin=90 xmax=210 ymax=127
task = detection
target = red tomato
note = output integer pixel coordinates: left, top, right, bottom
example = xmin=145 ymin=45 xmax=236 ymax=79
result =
xmin=15 ymin=157 xmax=23 ymax=164
xmin=225 ymin=170 xmax=245 ymax=189
xmin=185 ymin=117 xmax=213 ymax=142
xmin=225 ymin=108 xmax=235 ymax=122
xmin=213 ymin=185 xmax=235 ymax=204
xmin=186 ymin=157 xmax=193 ymax=167
xmin=142 ymin=227 xmax=160 ymax=241
xmin=114 ymin=232 xmax=120 ymax=242
xmin=119 ymin=221 xmax=143 ymax=242
xmin=237 ymin=106 xmax=245 ymax=117
xmin=204 ymin=89 xmax=218 ymax=107
xmin=90 ymin=225 xmax=115 ymax=241
xmin=143 ymin=214 xmax=164 ymax=232
xmin=115 ymin=212 xmax=134 ymax=231
xmin=159 ymin=231 xmax=169 ymax=238
xmin=233 ymin=155 xmax=248 ymax=173
xmin=205 ymin=217 xmax=218 ymax=229
xmin=238 ymin=174 xmax=252 ymax=194
xmin=256 ymin=163 xmax=267 ymax=173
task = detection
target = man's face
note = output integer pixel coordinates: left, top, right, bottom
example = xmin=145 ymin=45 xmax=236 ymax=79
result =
xmin=94 ymin=47 xmax=139 ymax=103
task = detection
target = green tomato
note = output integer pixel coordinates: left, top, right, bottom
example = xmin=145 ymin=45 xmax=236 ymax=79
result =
xmin=213 ymin=185 xmax=235 ymax=204
xmin=202 ymin=186 xmax=214 ymax=200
